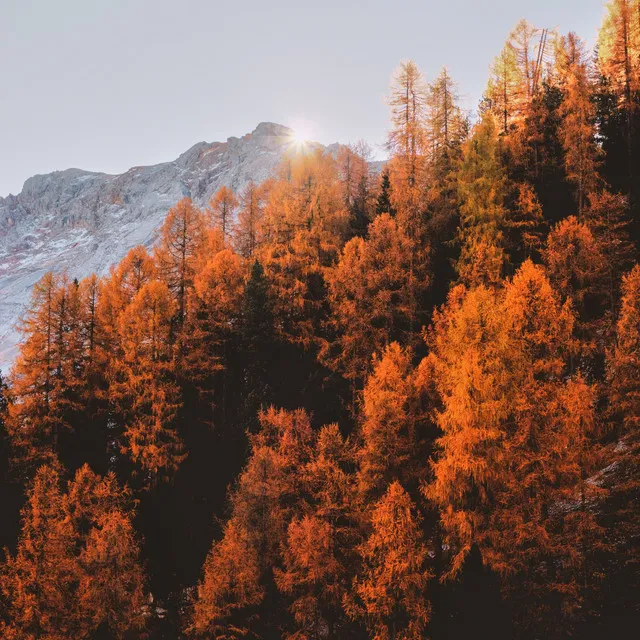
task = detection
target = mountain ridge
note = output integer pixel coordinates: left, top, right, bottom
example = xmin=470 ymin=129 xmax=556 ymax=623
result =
xmin=0 ymin=122 xmax=311 ymax=370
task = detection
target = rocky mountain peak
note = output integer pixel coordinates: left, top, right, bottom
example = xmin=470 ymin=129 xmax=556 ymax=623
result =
xmin=0 ymin=122 xmax=317 ymax=370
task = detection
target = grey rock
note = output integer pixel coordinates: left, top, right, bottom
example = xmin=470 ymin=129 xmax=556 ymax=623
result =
xmin=0 ymin=122 xmax=300 ymax=370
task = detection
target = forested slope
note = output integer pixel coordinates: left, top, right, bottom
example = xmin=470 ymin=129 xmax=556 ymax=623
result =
xmin=1 ymin=3 xmax=639 ymax=638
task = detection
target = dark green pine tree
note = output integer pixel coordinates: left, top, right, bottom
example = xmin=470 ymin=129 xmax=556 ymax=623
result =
xmin=348 ymin=173 xmax=372 ymax=239
xmin=0 ymin=370 xmax=23 ymax=554
xmin=240 ymin=260 xmax=276 ymax=431
xmin=594 ymin=74 xmax=640 ymax=244
xmin=376 ymin=168 xmax=394 ymax=216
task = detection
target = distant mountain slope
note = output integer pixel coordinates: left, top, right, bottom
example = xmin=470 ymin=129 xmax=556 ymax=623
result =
xmin=0 ymin=122 xmax=301 ymax=370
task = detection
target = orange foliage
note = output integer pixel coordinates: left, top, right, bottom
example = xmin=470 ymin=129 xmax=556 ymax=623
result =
xmin=111 ymin=280 xmax=184 ymax=484
xmin=1 ymin=464 xmax=146 ymax=639
xmin=323 ymin=213 xmax=428 ymax=382
xmin=208 ymin=185 xmax=239 ymax=243
xmin=347 ymin=482 xmax=431 ymax=640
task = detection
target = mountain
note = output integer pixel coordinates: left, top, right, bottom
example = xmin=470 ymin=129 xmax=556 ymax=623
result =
xmin=0 ymin=122 xmax=307 ymax=371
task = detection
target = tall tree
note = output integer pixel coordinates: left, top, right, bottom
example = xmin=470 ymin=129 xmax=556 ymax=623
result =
xmin=208 ymin=185 xmax=239 ymax=243
xmin=607 ymin=264 xmax=640 ymax=434
xmin=356 ymin=343 xmax=429 ymax=500
xmin=346 ymin=482 xmax=432 ymax=640
xmin=276 ymin=424 xmax=357 ymax=638
xmin=427 ymin=67 xmax=467 ymax=161
xmin=456 ymin=115 xmax=507 ymax=287
xmin=323 ymin=213 xmax=429 ymax=384
xmin=111 ymin=280 xmax=184 ymax=485
xmin=154 ymin=198 xmax=207 ymax=325
xmin=337 ymin=142 xmax=374 ymax=238
xmin=1 ymin=463 xmax=146 ymax=639
xmin=183 ymin=248 xmax=244 ymax=397
xmin=258 ymin=151 xmax=348 ymax=347
xmin=387 ymin=60 xmax=429 ymax=230
xmin=233 ymin=180 xmax=265 ymax=259
xmin=557 ymin=33 xmax=601 ymax=215
xmin=6 ymin=273 xmax=79 ymax=471
xmin=427 ymin=261 xmax=602 ymax=634
xmin=191 ymin=408 xmax=314 ymax=637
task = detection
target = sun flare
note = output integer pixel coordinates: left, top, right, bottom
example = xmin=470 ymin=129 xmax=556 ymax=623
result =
xmin=292 ymin=127 xmax=311 ymax=144
xmin=287 ymin=118 xmax=316 ymax=149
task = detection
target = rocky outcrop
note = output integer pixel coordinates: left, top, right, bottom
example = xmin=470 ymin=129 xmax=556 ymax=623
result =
xmin=0 ymin=122 xmax=298 ymax=369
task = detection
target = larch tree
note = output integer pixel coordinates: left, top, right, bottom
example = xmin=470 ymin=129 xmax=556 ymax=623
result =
xmin=1 ymin=463 xmax=146 ymax=639
xmin=556 ymin=33 xmax=601 ymax=215
xmin=208 ymin=185 xmax=239 ymax=243
xmin=6 ymin=273 xmax=80 ymax=470
xmin=190 ymin=518 xmax=264 ymax=639
xmin=598 ymin=0 xmax=640 ymax=149
xmin=604 ymin=264 xmax=640 ymax=604
xmin=1 ymin=463 xmax=76 ymax=639
xmin=427 ymin=261 xmax=603 ymax=633
xmin=276 ymin=423 xmax=357 ymax=638
xmin=542 ymin=216 xmax=606 ymax=340
xmin=95 ymin=245 xmax=157 ymax=368
xmin=456 ymin=115 xmax=508 ymax=287
xmin=154 ymin=197 xmax=207 ymax=325
xmin=485 ymin=38 xmax=522 ymax=135
xmin=66 ymin=464 xmax=147 ymax=637
xmin=191 ymin=408 xmax=314 ymax=638
xmin=258 ymin=151 xmax=348 ymax=347
xmin=485 ymin=20 xmax=548 ymax=135
xmin=387 ymin=60 xmax=429 ymax=230
xmin=233 ymin=180 xmax=265 ymax=259
xmin=183 ymin=248 xmax=245 ymax=407
xmin=504 ymin=182 xmax=547 ymax=261
xmin=427 ymin=67 xmax=467 ymax=162
xmin=347 ymin=481 xmax=432 ymax=640
xmin=322 ymin=213 xmax=429 ymax=385
xmin=607 ymin=264 xmax=640 ymax=434
xmin=111 ymin=280 xmax=184 ymax=485
xmin=356 ymin=343 xmax=427 ymax=500
xmin=387 ymin=60 xmax=429 ymax=186
xmin=582 ymin=191 xmax=636 ymax=312
xmin=337 ymin=142 xmax=374 ymax=239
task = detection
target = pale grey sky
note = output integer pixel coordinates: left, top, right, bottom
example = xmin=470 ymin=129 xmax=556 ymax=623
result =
xmin=1 ymin=0 xmax=607 ymax=196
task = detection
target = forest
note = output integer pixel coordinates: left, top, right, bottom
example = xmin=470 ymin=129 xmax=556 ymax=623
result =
xmin=0 ymin=1 xmax=639 ymax=638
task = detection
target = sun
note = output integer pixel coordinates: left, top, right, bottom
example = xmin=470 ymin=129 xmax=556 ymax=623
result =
xmin=287 ymin=119 xmax=316 ymax=150
xmin=292 ymin=126 xmax=312 ymax=144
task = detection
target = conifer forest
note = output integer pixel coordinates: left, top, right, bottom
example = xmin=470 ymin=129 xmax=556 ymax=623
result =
xmin=1 ymin=2 xmax=639 ymax=638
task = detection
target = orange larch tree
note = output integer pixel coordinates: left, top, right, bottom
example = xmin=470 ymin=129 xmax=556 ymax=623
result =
xmin=111 ymin=280 xmax=184 ymax=485
xmin=276 ymin=423 xmax=357 ymax=638
xmin=6 ymin=273 xmax=83 ymax=471
xmin=426 ymin=261 xmax=603 ymax=633
xmin=386 ymin=60 xmax=430 ymax=236
xmin=556 ymin=33 xmax=601 ymax=216
xmin=208 ymin=185 xmax=239 ymax=243
xmin=183 ymin=248 xmax=245 ymax=406
xmin=191 ymin=408 xmax=314 ymax=637
xmin=356 ymin=343 xmax=428 ymax=500
xmin=346 ymin=481 xmax=432 ymax=640
xmin=154 ymin=197 xmax=207 ymax=325
xmin=322 ymin=213 xmax=428 ymax=384
xmin=233 ymin=180 xmax=266 ymax=259
xmin=456 ymin=115 xmax=508 ymax=287
xmin=1 ymin=463 xmax=146 ymax=639
xmin=258 ymin=151 xmax=349 ymax=347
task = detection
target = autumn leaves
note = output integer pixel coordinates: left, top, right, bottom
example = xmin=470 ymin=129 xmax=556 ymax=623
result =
xmin=1 ymin=2 xmax=640 ymax=637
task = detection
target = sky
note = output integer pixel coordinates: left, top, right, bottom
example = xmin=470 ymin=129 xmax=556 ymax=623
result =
xmin=1 ymin=0 xmax=608 ymax=197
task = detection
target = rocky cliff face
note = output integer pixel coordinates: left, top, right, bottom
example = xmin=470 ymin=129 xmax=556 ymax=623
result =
xmin=0 ymin=122 xmax=300 ymax=370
